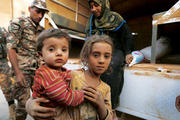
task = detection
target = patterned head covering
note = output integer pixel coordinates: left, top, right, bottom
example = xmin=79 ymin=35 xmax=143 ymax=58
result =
xmin=88 ymin=0 xmax=110 ymax=9
xmin=86 ymin=0 xmax=125 ymax=36
xmin=30 ymin=0 xmax=49 ymax=12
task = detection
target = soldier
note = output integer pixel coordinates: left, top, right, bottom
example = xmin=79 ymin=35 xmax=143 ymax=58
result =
xmin=0 ymin=27 xmax=16 ymax=120
xmin=0 ymin=27 xmax=8 ymax=74
xmin=6 ymin=0 xmax=49 ymax=119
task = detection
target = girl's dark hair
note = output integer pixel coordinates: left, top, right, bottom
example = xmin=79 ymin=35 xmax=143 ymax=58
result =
xmin=80 ymin=34 xmax=113 ymax=67
xmin=37 ymin=28 xmax=71 ymax=52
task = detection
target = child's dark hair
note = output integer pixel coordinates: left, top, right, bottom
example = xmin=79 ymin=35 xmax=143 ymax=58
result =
xmin=37 ymin=28 xmax=71 ymax=52
xmin=80 ymin=34 xmax=113 ymax=67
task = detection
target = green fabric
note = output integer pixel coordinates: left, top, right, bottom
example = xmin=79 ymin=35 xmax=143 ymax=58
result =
xmin=86 ymin=0 xmax=124 ymax=36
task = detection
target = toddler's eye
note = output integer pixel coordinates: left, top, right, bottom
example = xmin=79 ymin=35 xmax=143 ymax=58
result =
xmin=49 ymin=48 xmax=54 ymax=52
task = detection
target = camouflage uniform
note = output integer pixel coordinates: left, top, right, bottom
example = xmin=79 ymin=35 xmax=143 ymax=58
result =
xmin=0 ymin=27 xmax=14 ymax=102
xmin=6 ymin=17 xmax=44 ymax=120
xmin=0 ymin=27 xmax=8 ymax=74
xmin=0 ymin=27 xmax=16 ymax=120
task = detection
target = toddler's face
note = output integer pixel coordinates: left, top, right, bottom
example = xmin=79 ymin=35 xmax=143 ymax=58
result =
xmin=41 ymin=37 xmax=69 ymax=69
xmin=88 ymin=41 xmax=112 ymax=75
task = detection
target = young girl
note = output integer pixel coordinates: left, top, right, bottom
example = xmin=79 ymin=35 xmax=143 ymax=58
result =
xmin=26 ymin=34 xmax=113 ymax=120
xmin=32 ymin=28 xmax=84 ymax=108
xmin=86 ymin=0 xmax=134 ymax=110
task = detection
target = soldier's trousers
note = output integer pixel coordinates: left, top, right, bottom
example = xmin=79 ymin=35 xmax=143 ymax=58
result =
xmin=0 ymin=73 xmax=14 ymax=102
xmin=14 ymin=72 xmax=34 ymax=120
xmin=0 ymin=72 xmax=34 ymax=120
xmin=0 ymin=73 xmax=16 ymax=120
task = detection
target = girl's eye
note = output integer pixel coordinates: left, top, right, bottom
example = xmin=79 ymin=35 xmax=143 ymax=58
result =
xmin=62 ymin=48 xmax=67 ymax=52
xmin=104 ymin=54 xmax=111 ymax=59
xmin=93 ymin=53 xmax=100 ymax=58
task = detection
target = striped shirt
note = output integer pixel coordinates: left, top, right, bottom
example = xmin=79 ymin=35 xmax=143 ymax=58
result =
xmin=32 ymin=65 xmax=84 ymax=107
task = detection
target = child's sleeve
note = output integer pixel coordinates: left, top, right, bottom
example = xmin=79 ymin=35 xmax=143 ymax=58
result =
xmin=40 ymin=69 xmax=84 ymax=106
xmin=32 ymin=70 xmax=44 ymax=99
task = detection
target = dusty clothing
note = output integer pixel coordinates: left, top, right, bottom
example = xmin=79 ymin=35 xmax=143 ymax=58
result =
xmin=0 ymin=27 xmax=16 ymax=120
xmin=0 ymin=27 xmax=14 ymax=102
xmin=6 ymin=16 xmax=44 ymax=119
xmin=86 ymin=0 xmax=134 ymax=109
xmin=7 ymin=16 xmax=44 ymax=85
xmin=0 ymin=73 xmax=14 ymax=101
xmin=55 ymin=70 xmax=112 ymax=120
xmin=7 ymin=16 xmax=43 ymax=73
xmin=32 ymin=65 xmax=84 ymax=107
xmin=0 ymin=27 xmax=8 ymax=73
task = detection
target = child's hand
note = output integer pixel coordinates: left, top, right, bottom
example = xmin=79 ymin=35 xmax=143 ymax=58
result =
xmin=125 ymin=54 xmax=133 ymax=65
xmin=83 ymin=86 xmax=108 ymax=119
xmin=83 ymin=86 xmax=104 ymax=107
xmin=176 ymin=95 xmax=180 ymax=112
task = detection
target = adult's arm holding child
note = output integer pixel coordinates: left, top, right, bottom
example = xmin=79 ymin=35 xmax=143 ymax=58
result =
xmin=26 ymin=97 xmax=56 ymax=120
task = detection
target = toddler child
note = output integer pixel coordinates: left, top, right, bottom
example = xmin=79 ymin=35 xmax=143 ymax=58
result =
xmin=32 ymin=29 xmax=84 ymax=107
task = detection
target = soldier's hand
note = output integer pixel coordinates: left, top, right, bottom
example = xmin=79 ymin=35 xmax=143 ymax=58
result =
xmin=16 ymin=71 xmax=27 ymax=87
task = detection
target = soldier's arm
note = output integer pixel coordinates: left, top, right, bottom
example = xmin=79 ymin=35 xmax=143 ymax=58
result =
xmin=7 ymin=19 xmax=27 ymax=86
xmin=8 ymin=49 xmax=20 ymax=75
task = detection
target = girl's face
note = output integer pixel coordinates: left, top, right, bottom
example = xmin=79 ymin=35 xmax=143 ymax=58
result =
xmin=88 ymin=42 xmax=112 ymax=75
xmin=41 ymin=37 xmax=69 ymax=70
xmin=90 ymin=1 xmax=102 ymax=17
